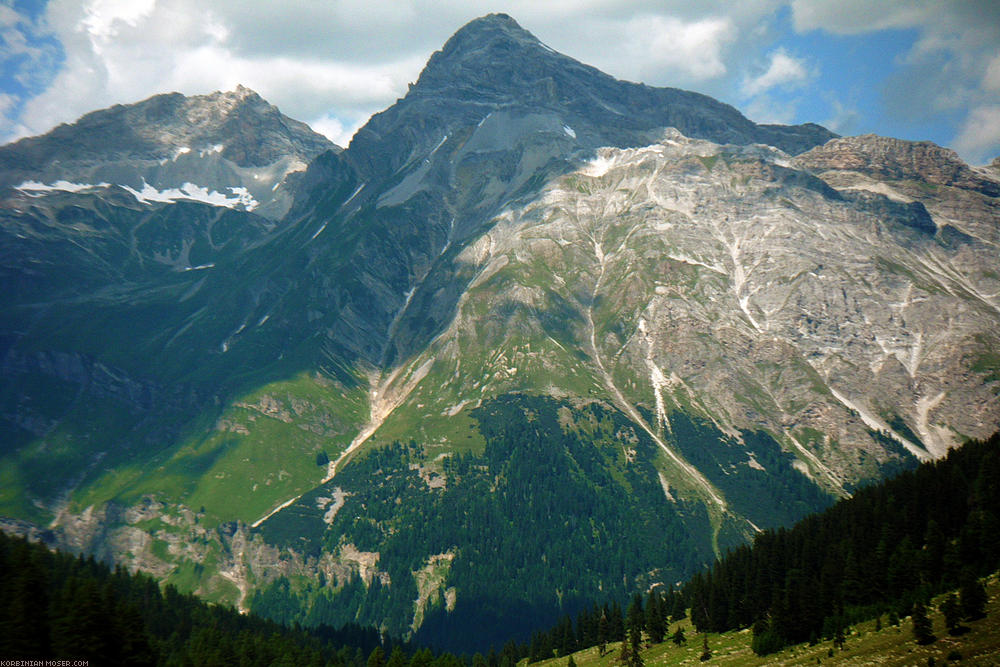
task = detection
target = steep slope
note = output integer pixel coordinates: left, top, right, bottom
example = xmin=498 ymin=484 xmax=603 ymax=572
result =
xmin=1 ymin=12 xmax=998 ymax=654
xmin=1 ymin=85 xmax=334 ymax=218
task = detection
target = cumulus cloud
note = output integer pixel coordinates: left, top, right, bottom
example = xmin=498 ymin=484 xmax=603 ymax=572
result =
xmin=11 ymin=0 xmax=428 ymax=145
xmin=789 ymin=0 xmax=1000 ymax=163
xmin=581 ymin=14 xmax=737 ymax=83
xmin=5 ymin=0 xmax=775 ymax=146
xmin=953 ymin=105 xmax=1000 ymax=165
xmin=3 ymin=0 xmax=997 ymax=163
xmin=741 ymin=48 xmax=810 ymax=97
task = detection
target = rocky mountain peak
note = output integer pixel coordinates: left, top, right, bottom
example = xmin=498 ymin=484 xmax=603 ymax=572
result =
xmin=796 ymin=134 xmax=1000 ymax=196
xmin=0 ymin=86 xmax=335 ymax=217
xmin=0 ymin=86 xmax=333 ymax=178
xmin=410 ymin=13 xmax=585 ymax=100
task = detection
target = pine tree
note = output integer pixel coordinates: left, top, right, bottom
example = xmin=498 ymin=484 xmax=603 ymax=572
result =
xmin=567 ymin=655 xmax=577 ymax=667
xmin=940 ymin=594 xmax=963 ymax=635
xmin=911 ymin=601 xmax=935 ymax=645
xmin=671 ymin=627 xmax=686 ymax=646
xmin=388 ymin=647 xmax=408 ymax=667
xmin=646 ymin=590 xmax=665 ymax=644
xmin=597 ymin=610 xmax=609 ymax=656
xmin=959 ymin=575 xmax=987 ymax=620
xmin=626 ymin=594 xmax=644 ymax=650
xmin=368 ymin=645 xmax=386 ymax=667
xmin=699 ymin=634 xmax=711 ymax=662
xmin=618 ymin=636 xmax=630 ymax=665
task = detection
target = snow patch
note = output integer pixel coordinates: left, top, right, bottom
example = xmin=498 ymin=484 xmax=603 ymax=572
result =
xmin=562 ymin=125 xmax=576 ymax=139
xmin=341 ymin=182 xmax=366 ymax=208
xmin=429 ymin=135 xmax=449 ymax=156
xmin=582 ymin=153 xmax=615 ymax=178
xmin=309 ymin=221 xmax=329 ymax=241
xmin=200 ymin=144 xmax=224 ymax=157
xmin=122 ymin=181 xmax=258 ymax=210
xmin=16 ymin=180 xmax=109 ymax=194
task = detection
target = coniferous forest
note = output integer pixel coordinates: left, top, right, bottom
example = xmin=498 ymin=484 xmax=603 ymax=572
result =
xmin=0 ymin=528 xmax=456 ymax=666
xmin=2 ymin=432 xmax=997 ymax=664
xmin=521 ymin=432 xmax=1000 ymax=660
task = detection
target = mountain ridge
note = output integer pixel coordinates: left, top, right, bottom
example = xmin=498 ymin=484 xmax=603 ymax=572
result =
xmin=1 ymin=12 xmax=998 ymax=651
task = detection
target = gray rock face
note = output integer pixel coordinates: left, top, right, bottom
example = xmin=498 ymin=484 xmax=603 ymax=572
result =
xmin=393 ymin=130 xmax=1000 ymax=495
xmin=1 ymin=85 xmax=335 ymax=218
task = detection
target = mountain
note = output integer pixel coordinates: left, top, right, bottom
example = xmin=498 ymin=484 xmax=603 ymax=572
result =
xmin=0 ymin=84 xmax=334 ymax=218
xmin=1 ymin=13 xmax=998 ymax=653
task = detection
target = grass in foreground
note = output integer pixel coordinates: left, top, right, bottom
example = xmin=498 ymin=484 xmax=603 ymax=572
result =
xmin=535 ymin=573 xmax=1000 ymax=666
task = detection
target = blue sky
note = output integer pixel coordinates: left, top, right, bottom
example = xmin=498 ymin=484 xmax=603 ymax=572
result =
xmin=2 ymin=0 xmax=999 ymax=164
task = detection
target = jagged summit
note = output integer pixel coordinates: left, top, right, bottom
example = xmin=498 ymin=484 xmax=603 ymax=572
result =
xmin=441 ymin=13 xmax=538 ymax=50
xmin=0 ymin=85 xmax=333 ymax=176
xmin=0 ymin=85 xmax=335 ymax=217
xmin=365 ymin=13 xmax=836 ymax=158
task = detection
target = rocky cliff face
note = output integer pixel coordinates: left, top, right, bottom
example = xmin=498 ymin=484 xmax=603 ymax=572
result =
xmin=0 ymin=85 xmax=335 ymax=218
xmin=1 ymin=12 xmax=998 ymax=650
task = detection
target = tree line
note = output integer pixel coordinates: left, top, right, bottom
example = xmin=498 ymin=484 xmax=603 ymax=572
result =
xmin=0 ymin=529 xmax=470 ymax=666
xmin=520 ymin=431 xmax=998 ymax=661
xmin=685 ymin=431 xmax=999 ymax=654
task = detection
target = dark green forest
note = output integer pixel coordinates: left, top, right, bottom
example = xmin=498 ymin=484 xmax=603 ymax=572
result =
xmin=253 ymin=394 xmax=835 ymax=651
xmin=686 ymin=431 xmax=1000 ymax=652
xmin=2 ymin=422 xmax=996 ymax=663
xmin=0 ymin=528 xmax=426 ymax=666
xmin=521 ymin=431 xmax=1000 ymax=660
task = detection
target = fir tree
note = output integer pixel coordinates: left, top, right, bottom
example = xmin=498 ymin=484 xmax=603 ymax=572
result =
xmin=699 ymin=635 xmax=711 ymax=662
xmin=367 ymin=645 xmax=386 ymax=667
xmin=388 ymin=646 xmax=408 ymax=667
xmin=646 ymin=590 xmax=665 ymax=644
xmin=671 ymin=627 xmax=686 ymax=646
xmin=959 ymin=575 xmax=987 ymax=620
xmin=940 ymin=594 xmax=964 ymax=635
xmin=626 ymin=594 xmax=644 ymax=652
xmin=911 ymin=601 xmax=935 ymax=645
xmin=597 ymin=610 xmax=609 ymax=656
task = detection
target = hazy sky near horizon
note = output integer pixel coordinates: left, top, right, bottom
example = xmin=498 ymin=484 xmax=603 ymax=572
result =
xmin=3 ymin=0 xmax=1000 ymax=163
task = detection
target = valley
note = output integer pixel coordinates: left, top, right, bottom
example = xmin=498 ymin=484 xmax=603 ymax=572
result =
xmin=1 ymin=12 xmax=998 ymax=655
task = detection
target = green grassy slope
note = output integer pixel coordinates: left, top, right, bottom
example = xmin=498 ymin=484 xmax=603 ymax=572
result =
xmin=536 ymin=573 xmax=1000 ymax=666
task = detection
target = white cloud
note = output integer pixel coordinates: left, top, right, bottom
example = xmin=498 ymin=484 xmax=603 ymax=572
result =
xmin=744 ymin=94 xmax=798 ymax=125
xmin=821 ymin=96 xmax=862 ymax=135
xmin=623 ymin=14 xmax=736 ymax=81
xmin=788 ymin=0 xmax=1000 ymax=163
xmin=6 ymin=1 xmax=770 ymax=145
xmin=982 ymin=54 xmax=1000 ymax=92
xmin=308 ymin=113 xmax=370 ymax=148
xmin=0 ymin=92 xmax=16 ymax=116
xmin=952 ymin=105 xmax=1000 ymax=165
xmin=742 ymin=48 xmax=810 ymax=97
xmin=12 ymin=0 xmax=426 ymax=143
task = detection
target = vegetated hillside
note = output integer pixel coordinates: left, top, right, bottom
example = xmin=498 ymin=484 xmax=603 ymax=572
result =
xmin=530 ymin=573 xmax=1000 ymax=666
xmin=2 ymin=12 xmax=999 ymax=656
xmin=519 ymin=431 xmax=1000 ymax=664
xmin=685 ymin=431 xmax=1000 ymax=650
xmin=0 ymin=529 xmax=480 ymax=667
xmin=249 ymin=393 xmax=835 ymax=652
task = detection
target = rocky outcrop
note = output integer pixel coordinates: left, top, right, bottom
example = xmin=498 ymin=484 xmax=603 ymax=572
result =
xmin=796 ymin=135 xmax=1000 ymax=196
xmin=0 ymin=85 xmax=335 ymax=218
